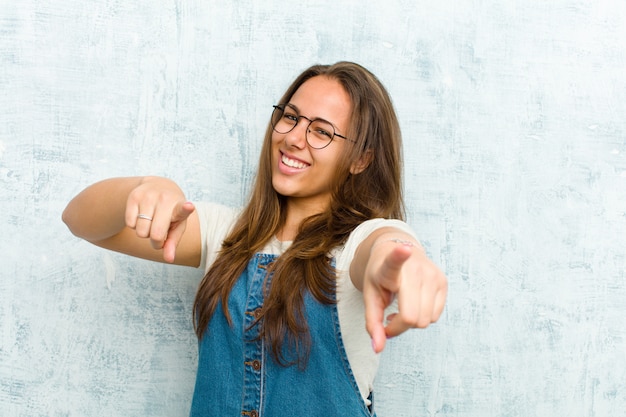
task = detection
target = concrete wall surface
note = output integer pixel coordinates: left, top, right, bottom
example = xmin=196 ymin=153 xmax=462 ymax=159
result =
xmin=1 ymin=1 xmax=625 ymax=416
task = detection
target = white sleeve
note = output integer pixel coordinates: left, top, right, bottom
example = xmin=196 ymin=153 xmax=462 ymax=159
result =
xmin=194 ymin=202 xmax=241 ymax=273
xmin=334 ymin=218 xmax=418 ymax=276
xmin=333 ymin=218 xmax=419 ymax=404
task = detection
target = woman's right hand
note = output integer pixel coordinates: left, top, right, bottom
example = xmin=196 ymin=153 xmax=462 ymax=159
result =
xmin=63 ymin=176 xmax=201 ymax=266
xmin=125 ymin=176 xmax=198 ymax=263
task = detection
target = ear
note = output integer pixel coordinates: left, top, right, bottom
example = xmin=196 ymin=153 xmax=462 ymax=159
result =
xmin=350 ymin=149 xmax=374 ymax=175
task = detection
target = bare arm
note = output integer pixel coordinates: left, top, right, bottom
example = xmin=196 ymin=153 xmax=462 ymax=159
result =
xmin=62 ymin=176 xmax=201 ymax=266
xmin=350 ymin=227 xmax=448 ymax=353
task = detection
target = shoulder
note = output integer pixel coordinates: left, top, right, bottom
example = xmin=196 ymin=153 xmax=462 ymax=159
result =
xmin=195 ymin=201 xmax=240 ymax=223
xmin=195 ymin=202 xmax=241 ymax=271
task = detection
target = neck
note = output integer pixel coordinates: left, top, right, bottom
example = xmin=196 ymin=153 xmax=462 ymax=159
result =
xmin=277 ymin=197 xmax=328 ymax=241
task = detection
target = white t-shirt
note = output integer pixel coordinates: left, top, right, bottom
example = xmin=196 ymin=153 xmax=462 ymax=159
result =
xmin=195 ymin=202 xmax=417 ymax=403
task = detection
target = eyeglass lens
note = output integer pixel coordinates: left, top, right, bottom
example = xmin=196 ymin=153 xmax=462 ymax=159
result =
xmin=272 ymin=105 xmax=336 ymax=149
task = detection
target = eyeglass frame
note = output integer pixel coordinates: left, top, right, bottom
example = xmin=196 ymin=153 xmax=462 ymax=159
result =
xmin=271 ymin=104 xmax=355 ymax=149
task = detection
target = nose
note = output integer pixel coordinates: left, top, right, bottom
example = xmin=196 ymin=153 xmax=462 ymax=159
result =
xmin=284 ymin=117 xmax=310 ymax=149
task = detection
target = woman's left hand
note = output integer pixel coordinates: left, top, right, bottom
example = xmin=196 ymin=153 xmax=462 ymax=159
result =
xmin=360 ymin=238 xmax=448 ymax=353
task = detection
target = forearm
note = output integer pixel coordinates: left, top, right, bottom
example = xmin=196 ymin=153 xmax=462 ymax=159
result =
xmin=62 ymin=176 xmax=145 ymax=242
xmin=349 ymin=227 xmax=420 ymax=291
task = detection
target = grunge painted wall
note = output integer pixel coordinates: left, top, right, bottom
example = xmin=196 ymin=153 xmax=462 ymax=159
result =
xmin=1 ymin=1 xmax=625 ymax=416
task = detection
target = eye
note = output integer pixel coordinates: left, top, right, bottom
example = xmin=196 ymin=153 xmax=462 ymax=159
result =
xmin=282 ymin=111 xmax=298 ymax=124
xmin=310 ymin=120 xmax=334 ymax=139
xmin=313 ymin=127 xmax=333 ymax=138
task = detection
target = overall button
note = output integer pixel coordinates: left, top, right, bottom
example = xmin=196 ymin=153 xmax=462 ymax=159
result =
xmin=245 ymin=308 xmax=263 ymax=320
xmin=244 ymin=360 xmax=262 ymax=371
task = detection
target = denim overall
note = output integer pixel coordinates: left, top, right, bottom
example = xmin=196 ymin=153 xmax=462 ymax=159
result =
xmin=190 ymin=253 xmax=375 ymax=417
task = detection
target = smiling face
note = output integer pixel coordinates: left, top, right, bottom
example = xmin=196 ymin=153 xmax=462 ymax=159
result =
xmin=271 ymin=75 xmax=353 ymax=215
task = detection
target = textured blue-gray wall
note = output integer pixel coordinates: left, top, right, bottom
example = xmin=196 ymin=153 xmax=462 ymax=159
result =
xmin=1 ymin=1 xmax=625 ymax=416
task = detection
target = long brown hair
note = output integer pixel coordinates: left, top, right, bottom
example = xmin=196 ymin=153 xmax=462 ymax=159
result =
xmin=193 ymin=61 xmax=405 ymax=367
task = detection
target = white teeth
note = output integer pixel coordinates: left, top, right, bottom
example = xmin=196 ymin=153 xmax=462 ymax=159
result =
xmin=282 ymin=154 xmax=308 ymax=169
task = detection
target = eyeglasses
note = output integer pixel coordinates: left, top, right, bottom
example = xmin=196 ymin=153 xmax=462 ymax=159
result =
xmin=271 ymin=104 xmax=354 ymax=149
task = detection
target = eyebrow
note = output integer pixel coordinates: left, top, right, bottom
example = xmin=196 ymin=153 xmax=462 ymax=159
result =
xmin=285 ymin=103 xmax=345 ymax=133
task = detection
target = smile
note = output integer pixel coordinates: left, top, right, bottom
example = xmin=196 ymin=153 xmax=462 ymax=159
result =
xmin=281 ymin=153 xmax=309 ymax=169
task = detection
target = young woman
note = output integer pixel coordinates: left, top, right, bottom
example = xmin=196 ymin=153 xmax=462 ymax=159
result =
xmin=63 ymin=62 xmax=448 ymax=417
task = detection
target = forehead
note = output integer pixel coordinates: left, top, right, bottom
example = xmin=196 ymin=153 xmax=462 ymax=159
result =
xmin=288 ymin=76 xmax=352 ymax=126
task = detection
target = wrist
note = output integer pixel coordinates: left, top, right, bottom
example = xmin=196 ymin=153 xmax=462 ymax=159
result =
xmin=370 ymin=235 xmax=421 ymax=252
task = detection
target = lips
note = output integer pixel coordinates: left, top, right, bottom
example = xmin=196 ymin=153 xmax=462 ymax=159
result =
xmin=281 ymin=152 xmax=309 ymax=169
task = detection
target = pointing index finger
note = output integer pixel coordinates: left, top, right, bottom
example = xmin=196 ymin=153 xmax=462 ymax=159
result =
xmin=376 ymin=244 xmax=412 ymax=288
xmin=173 ymin=201 xmax=195 ymax=221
